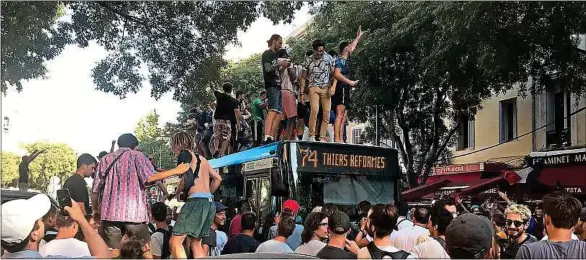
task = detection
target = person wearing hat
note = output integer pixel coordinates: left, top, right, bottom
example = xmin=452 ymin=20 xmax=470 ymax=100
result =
xmin=269 ymin=200 xmax=305 ymax=250
xmin=445 ymin=213 xmax=496 ymax=259
xmin=202 ymin=202 xmax=228 ymax=257
xmin=576 ymin=207 xmax=586 ymax=241
xmin=1 ymin=194 xmax=111 ymax=258
xmin=316 ymin=211 xmax=360 ymax=259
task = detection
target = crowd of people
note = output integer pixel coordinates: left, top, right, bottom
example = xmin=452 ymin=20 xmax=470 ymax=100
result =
xmin=183 ymin=29 xmax=364 ymax=160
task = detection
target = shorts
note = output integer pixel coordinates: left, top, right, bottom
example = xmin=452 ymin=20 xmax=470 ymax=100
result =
xmin=213 ymin=119 xmax=232 ymax=144
xmin=100 ymin=221 xmax=151 ymax=249
xmin=266 ymin=87 xmax=282 ymax=113
xmin=172 ymin=198 xmax=215 ymax=239
xmin=202 ymin=129 xmax=212 ymax=143
xmin=332 ymin=84 xmax=351 ymax=108
xmin=281 ymin=90 xmax=297 ymax=119
xmin=252 ymin=119 xmax=264 ymax=144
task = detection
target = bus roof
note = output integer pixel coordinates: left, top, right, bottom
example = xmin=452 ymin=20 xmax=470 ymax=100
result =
xmin=208 ymin=141 xmax=398 ymax=169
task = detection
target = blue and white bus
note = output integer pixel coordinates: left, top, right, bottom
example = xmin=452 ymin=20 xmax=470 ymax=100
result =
xmin=208 ymin=140 xmax=401 ymax=227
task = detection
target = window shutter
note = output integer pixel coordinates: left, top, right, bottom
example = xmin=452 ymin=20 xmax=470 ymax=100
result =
xmin=468 ymin=120 xmax=475 ymax=149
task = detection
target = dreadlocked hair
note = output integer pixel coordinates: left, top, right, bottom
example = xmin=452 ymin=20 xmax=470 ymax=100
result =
xmin=171 ymin=131 xmax=194 ymax=151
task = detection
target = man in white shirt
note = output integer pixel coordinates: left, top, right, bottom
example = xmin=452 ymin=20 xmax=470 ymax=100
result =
xmin=391 ymin=207 xmax=430 ymax=252
xmin=395 ymin=201 xmax=414 ymax=231
xmin=40 ymin=214 xmax=91 ymax=257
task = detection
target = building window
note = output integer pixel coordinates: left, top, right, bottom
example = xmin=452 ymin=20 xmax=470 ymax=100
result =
xmin=457 ymin=115 xmax=475 ymax=150
xmin=546 ymin=91 xmax=571 ymax=147
xmin=499 ymin=98 xmax=517 ymax=143
xmin=2 ymin=116 xmax=9 ymax=133
xmin=352 ymin=128 xmax=363 ymax=144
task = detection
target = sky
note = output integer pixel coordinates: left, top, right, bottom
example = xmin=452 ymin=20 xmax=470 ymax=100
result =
xmin=1 ymin=6 xmax=312 ymax=157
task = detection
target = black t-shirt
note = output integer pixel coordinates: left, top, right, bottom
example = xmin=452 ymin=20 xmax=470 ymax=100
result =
xmin=63 ymin=174 xmax=92 ymax=214
xmin=222 ymin=234 xmax=260 ymax=255
xmin=202 ymin=227 xmax=217 ymax=256
xmin=261 ymin=49 xmax=281 ymax=89
xmin=19 ymin=162 xmax=29 ymax=183
xmin=317 ymin=245 xmax=357 ymax=259
xmin=502 ymin=235 xmax=539 ymax=259
xmin=214 ymin=91 xmax=239 ymax=121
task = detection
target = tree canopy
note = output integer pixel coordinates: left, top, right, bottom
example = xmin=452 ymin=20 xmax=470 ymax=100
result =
xmin=1 ymin=151 xmax=21 ymax=187
xmin=1 ymin=1 xmax=304 ymax=100
xmin=289 ymin=1 xmax=586 ymax=187
xmin=134 ymin=110 xmax=176 ymax=170
xmin=22 ymin=141 xmax=77 ymax=192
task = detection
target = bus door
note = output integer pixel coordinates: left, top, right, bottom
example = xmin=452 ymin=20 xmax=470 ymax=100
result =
xmin=244 ymin=174 xmax=272 ymax=231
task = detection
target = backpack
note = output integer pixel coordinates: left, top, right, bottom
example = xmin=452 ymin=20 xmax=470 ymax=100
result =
xmin=155 ymin=227 xmax=172 ymax=259
xmin=180 ymin=151 xmax=202 ymax=200
xmin=367 ymin=242 xmax=410 ymax=259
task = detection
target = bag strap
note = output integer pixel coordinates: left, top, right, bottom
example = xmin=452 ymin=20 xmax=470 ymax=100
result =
xmin=97 ymin=150 xmax=128 ymax=206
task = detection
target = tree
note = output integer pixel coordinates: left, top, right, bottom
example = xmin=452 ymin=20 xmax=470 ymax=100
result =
xmin=1 ymin=1 xmax=305 ymax=100
xmin=134 ymin=110 xmax=176 ymax=170
xmin=1 ymin=151 xmax=21 ymax=187
xmin=290 ymin=2 xmax=586 ymax=187
xmin=22 ymin=141 xmax=77 ymax=192
xmin=222 ymin=53 xmax=264 ymax=97
xmin=1 ymin=2 xmax=70 ymax=93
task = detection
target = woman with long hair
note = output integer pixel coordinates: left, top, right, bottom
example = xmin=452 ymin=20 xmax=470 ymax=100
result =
xmin=295 ymin=212 xmax=329 ymax=256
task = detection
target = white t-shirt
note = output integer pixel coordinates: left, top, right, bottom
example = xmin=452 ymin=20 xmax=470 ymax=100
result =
xmin=255 ymin=239 xmax=294 ymax=254
xmin=390 ymin=225 xmax=430 ymax=252
xmin=39 ymin=238 xmax=91 ymax=258
xmin=357 ymin=244 xmax=416 ymax=259
xmin=396 ymin=217 xmax=414 ymax=230
xmin=295 ymin=240 xmax=327 ymax=256
xmin=410 ymin=236 xmax=450 ymax=259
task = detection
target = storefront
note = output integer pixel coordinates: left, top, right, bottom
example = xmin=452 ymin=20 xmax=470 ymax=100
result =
xmin=528 ymin=148 xmax=586 ymax=199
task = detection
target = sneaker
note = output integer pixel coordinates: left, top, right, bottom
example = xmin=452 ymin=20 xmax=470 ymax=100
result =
xmin=263 ymin=137 xmax=274 ymax=145
xmin=309 ymin=136 xmax=316 ymax=142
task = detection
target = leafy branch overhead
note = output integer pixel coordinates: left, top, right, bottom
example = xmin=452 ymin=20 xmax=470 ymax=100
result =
xmin=1 ymin=1 xmax=304 ymax=100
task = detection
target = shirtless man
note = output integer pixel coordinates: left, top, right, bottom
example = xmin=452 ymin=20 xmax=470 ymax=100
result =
xmin=147 ymin=131 xmax=223 ymax=258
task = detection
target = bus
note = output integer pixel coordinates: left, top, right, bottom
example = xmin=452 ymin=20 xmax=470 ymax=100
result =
xmin=208 ymin=140 xmax=401 ymax=229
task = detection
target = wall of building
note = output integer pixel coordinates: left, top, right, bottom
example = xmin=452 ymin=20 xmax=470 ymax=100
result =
xmin=450 ymin=85 xmax=534 ymax=166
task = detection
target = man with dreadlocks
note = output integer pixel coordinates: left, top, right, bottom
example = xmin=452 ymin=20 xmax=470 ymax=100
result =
xmin=147 ymin=131 xmax=223 ymax=258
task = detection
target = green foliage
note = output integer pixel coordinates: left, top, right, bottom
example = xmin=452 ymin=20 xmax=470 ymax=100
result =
xmin=1 ymin=2 xmax=70 ymax=93
xmin=223 ymin=53 xmax=264 ymax=97
xmin=289 ymin=2 xmax=586 ymax=187
xmin=22 ymin=141 xmax=77 ymax=192
xmin=134 ymin=110 xmax=176 ymax=170
xmin=1 ymin=151 xmax=21 ymax=187
xmin=1 ymin=1 xmax=304 ymax=100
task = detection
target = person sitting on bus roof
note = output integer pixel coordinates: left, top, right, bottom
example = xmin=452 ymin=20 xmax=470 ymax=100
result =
xmin=146 ymin=132 xmax=223 ymax=258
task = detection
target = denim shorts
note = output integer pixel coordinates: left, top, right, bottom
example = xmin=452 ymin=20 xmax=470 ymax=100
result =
xmin=266 ymin=87 xmax=282 ymax=113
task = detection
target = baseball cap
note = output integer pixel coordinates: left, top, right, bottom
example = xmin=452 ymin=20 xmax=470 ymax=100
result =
xmin=446 ymin=213 xmax=495 ymax=255
xmin=283 ymin=200 xmax=300 ymax=212
xmin=329 ymin=211 xmax=351 ymax=234
xmin=215 ymin=202 xmax=228 ymax=213
xmin=2 ymin=194 xmax=52 ymax=243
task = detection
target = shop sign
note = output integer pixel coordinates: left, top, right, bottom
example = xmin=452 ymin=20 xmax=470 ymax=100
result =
xmin=530 ymin=151 xmax=586 ymax=167
xmin=432 ymin=163 xmax=484 ymax=175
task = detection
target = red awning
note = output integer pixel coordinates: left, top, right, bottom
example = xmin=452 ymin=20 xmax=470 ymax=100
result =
xmin=401 ymin=179 xmax=451 ymax=201
xmin=538 ymin=164 xmax=586 ymax=194
xmin=452 ymin=177 xmax=507 ymax=198
xmin=425 ymin=172 xmax=482 ymax=184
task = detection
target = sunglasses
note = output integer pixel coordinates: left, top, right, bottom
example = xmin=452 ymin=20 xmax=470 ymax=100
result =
xmin=506 ymin=219 xmax=526 ymax=228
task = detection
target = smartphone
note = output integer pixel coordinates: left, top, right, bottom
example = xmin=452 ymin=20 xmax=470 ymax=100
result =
xmin=56 ymin=189 xmax=72 ymax=215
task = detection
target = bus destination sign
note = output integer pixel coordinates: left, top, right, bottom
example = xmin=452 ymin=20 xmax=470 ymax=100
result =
xmin=294 ymin=142 xmax=398 ymax=177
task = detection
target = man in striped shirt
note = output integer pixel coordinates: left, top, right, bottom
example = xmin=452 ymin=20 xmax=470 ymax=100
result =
xmin=91 ymin=133 xmax=155 ymax=254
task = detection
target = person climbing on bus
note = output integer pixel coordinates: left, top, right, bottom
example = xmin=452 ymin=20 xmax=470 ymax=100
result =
xmin=146 ymin=131 xmax=223 ymax=258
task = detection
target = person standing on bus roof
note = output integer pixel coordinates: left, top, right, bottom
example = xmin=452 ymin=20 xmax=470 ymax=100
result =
xmin=146 ymin=132 xmax=223 ymax=259
xmin=262 ymin=34 xmax=289 ymax=144
xmin=333 ymin=26 xmax=363 ymax=143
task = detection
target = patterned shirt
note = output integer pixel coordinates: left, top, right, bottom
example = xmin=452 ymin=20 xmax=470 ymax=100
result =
xmin=335 ymin=57 xmax=352 ymax=86
xmin=302 ymin=53 xmax=335 ymax=88
xmin=92 ymin=148 xmax=155 ymax=223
